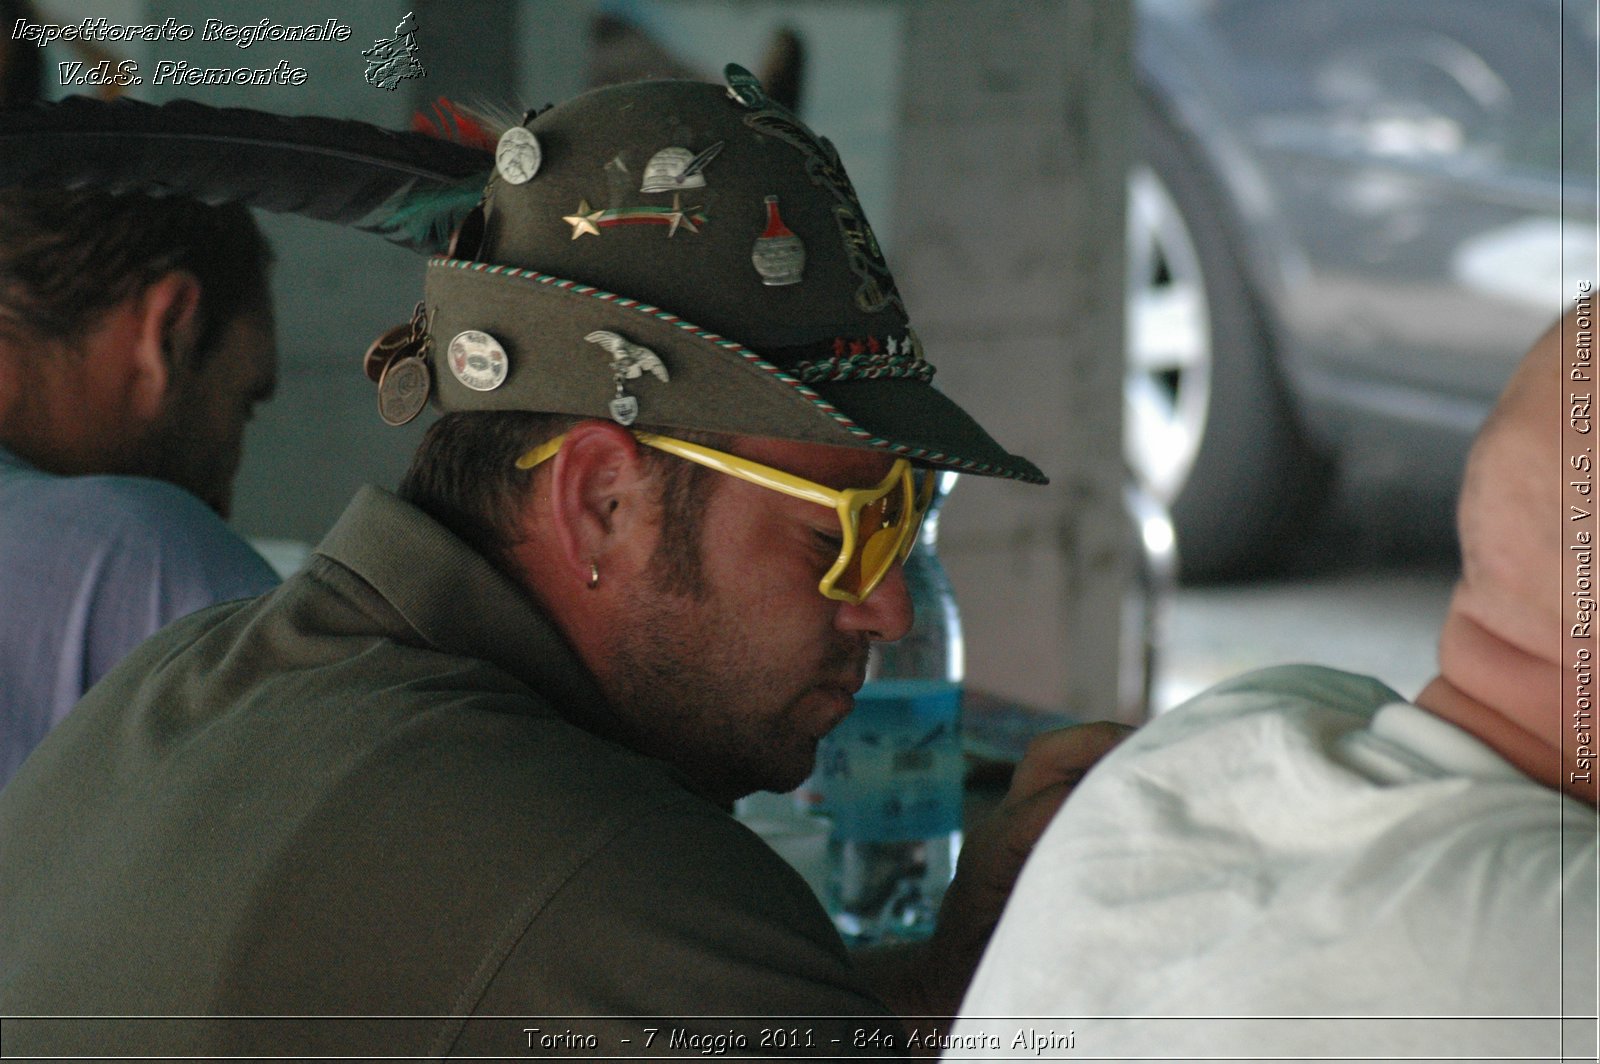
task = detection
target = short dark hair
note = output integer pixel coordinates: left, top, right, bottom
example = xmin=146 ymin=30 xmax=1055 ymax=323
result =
xmin=397 ymin=412 xmax=719 ymax=597
xmin=0 ymin=187 xmax=272 ymax=364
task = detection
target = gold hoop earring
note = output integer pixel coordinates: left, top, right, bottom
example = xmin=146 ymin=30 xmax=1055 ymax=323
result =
xmin=587 ymin=562 xmax=600 ymax=590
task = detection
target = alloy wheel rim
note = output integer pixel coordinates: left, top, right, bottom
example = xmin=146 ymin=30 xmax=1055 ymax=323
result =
xmin=1124 ymin=166 xmax=1213 ymax=504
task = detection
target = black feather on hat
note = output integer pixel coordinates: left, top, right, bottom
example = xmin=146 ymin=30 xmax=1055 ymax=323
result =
xmin=0 ymin=94 xmax=491 ymax=253
xmin=0 ymin=72 xmax=1043 ymax=483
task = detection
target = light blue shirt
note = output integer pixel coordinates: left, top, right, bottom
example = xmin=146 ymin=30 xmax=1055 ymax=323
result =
xmin=0 ymin=446 xmax=279 ymax=786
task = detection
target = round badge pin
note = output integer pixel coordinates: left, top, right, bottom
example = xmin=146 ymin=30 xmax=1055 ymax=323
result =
xmin=377 ymin=355 xmax=431 ymax=426
xmin=495 ymin=126 xmax=542 ymax=185
xmin=447 ymin=329 xmax=510 ymax=392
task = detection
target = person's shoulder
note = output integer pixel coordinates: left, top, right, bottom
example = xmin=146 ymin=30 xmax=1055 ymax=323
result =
xmin=368 ymin=705 xmax=828 ymax=934
xmin=1200 ymin=663 xmax=1403 ymax=707
xmin=1169 ymin=664 xmax=1404 ymax=728
xmin=591 ymin=792 xmax=818 ymax=898
xmin=65 ymin=472 xmax=223 ymax=530
xmin=66 ymin=474 xmax=278 ymax=590
xmin=467 ymin=784 xmax=878 ymax=1026
xmin=0 ymin=465 xmax=194 ymax=526
xmin=1062 ymin=665 xmax=1409 ymax=815
xmin=0 ymin=469 xmax=278 ymax=607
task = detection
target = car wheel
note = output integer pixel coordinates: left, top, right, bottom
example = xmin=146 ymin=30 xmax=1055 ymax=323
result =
xmin=1125 ymin=98 xmax=1331 ymax=582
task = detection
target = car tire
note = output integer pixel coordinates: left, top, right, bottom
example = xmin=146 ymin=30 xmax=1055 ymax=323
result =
xmin=1126 ymin=94 xmax=1331 ymax=582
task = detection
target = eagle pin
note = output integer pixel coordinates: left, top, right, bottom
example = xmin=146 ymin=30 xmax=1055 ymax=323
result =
xmin=585 ymin=330 xmax=669 ymax=426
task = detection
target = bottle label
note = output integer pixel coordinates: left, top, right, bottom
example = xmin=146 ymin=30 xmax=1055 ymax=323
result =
xmin=816 ymin=679 xmax=963 ymax=842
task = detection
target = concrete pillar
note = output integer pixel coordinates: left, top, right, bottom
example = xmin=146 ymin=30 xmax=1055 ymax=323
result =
xmin=892 ymin=0 xmax=1140 ymax=723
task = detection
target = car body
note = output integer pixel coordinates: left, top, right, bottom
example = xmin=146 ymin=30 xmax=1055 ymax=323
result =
xmin=1127 ymin=0 xmax=1598 ymax=579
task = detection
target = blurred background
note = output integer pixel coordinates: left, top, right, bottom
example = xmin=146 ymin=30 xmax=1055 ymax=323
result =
xmin=14 ymin=0 xmax=1597 ymax=732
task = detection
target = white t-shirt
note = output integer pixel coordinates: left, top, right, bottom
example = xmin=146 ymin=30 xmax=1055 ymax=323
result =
xmin=949 ymin=665 xmax=1598 ymax=1063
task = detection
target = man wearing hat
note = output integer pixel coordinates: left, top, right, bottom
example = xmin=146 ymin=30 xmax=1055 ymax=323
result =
xmin=0 ymin=72 xmax=1122 ymax=1057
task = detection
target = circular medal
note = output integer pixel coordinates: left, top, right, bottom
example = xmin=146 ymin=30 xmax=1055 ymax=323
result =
xmin=363 ymin=321 xmax=417 ymax=383
xmin=495 ymin=126 xmax=542 ymax=185
xmin=377 ymin=355 xmax=431 ymax=426
xmin=447 ymin=329 xmax=509 ymax=392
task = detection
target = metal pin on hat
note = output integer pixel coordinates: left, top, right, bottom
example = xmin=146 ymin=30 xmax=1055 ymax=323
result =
xmin=752 ymin=195 xmax=804 ymax=286
xmin=495 ymin=126 xmax=542 ymax=185
xmin=640 ymin=141 xmax=724 ymax=194
xmin=586 ymin=330 xmax=669 ymax=426
xmin=447 ymin=330 xmax=510 ymax=391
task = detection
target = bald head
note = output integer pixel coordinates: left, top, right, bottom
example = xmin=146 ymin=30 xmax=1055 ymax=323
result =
xmin=1453 ymin=313 xmax=1568 ymax=661
xmin=1421 ymin=307 xmax=1595 ymax=805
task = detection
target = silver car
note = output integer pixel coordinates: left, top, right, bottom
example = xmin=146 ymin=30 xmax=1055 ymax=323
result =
xmin=1127 ymin=0 xmax=1597 ymax=579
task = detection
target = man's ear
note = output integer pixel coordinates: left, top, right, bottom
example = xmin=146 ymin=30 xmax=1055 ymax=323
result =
xmin=541 ymin=420 xmax=655 ymax=592
xmin=126 ymin=271 xmax=202 ymax=420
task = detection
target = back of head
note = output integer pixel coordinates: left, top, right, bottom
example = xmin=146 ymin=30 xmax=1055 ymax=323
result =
xmin=1452 ymin=314 xmax=1567 ymax=659
xmin=0 ymin=186 xmax=270 ymax=360
xmin=1428 ymin=309 xmax=1593 ymax=803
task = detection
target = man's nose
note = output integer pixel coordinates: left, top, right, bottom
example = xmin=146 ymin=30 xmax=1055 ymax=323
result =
xmin=836 ymin=561 xmax=914 ymax=643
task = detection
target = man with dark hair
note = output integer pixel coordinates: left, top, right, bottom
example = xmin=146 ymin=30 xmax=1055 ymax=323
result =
xmin=0 ymin=72 xmax=1121 ymax=1057
xmin=396 ymin=410 xmax=720 ymax=593
xmin=0 ymin=187 xmax=280 ymax=785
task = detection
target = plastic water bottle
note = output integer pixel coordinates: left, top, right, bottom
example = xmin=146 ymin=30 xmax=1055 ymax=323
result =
xmin=815 ymin=471 xmax=964 ymax=944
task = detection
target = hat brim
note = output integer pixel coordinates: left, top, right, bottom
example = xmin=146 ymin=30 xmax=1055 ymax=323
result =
xmin=809 ymin=375 xmax=1046 ymax=484
xmin=424 ymin=258 xmax=1046 ymax=484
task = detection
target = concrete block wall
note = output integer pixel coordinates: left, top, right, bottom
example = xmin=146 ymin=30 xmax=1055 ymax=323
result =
xmin=891 ymin=0 xmax=1139 ymax=722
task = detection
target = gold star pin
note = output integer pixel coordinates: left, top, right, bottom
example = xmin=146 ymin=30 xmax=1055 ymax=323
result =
xmin=665 ymin=193 xmax=701 ymax=238
xmin=563 ymin=200 xmax=603 ymax=239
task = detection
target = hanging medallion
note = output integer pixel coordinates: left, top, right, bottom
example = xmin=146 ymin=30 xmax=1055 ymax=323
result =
xmin=377 ymin=356 xmax=431 ymax=426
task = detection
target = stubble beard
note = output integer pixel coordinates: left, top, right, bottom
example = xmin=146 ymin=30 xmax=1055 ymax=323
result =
xmin=122 ymin=390 xmax=234 ymax=518
xmin=605 ymin=571 xmax=868 ymax=803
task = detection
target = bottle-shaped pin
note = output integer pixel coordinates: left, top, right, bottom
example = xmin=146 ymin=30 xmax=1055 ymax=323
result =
xmin=751 ymin=195 xmax=805 ymax=286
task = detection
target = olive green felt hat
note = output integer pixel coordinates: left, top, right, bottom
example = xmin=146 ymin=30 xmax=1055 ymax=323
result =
xmin=410 ymin=66 xmax=1044 ymax=484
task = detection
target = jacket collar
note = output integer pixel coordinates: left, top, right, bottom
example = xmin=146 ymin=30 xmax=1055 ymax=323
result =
xmin=314 ymin=486 xmax=626 ymax=742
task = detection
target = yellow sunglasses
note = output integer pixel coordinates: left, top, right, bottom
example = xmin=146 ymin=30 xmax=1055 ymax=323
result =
xmin=516 ymin=431 xmax=934 ymax=604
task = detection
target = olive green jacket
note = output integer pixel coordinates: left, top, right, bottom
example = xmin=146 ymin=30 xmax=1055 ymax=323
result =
xmin=0 ymin=487 xmax=893 ymax=1058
